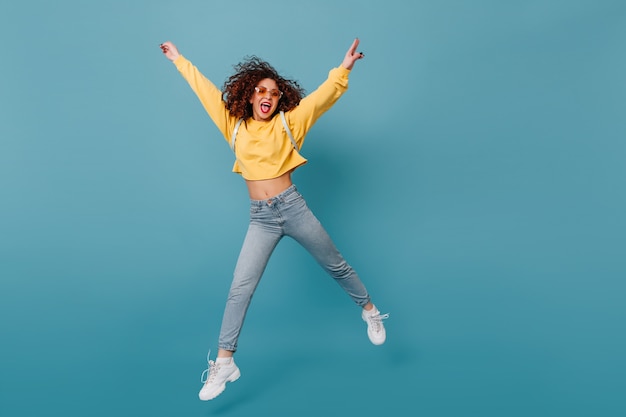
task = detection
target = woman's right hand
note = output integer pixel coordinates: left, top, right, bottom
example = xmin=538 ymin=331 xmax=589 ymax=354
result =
xmin=160 ymin=41 xmax=180 ymax=62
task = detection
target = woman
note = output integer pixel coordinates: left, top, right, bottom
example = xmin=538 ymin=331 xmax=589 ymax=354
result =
xmin=160 ymin=38 xmax=388 ymax=401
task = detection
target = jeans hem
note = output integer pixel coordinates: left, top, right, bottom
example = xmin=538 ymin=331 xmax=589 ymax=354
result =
xmin=218 ymin=344 xmax=238 ymax=353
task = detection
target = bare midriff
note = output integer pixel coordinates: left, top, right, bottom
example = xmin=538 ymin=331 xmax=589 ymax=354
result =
xmin=245 ymin=170 xmax=294 ymax=200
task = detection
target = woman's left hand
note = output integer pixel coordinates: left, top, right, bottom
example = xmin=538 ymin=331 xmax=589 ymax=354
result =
xmin=341 ymin=38 xmax=364 ymax=70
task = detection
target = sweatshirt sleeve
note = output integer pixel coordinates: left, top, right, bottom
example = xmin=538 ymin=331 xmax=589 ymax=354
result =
xmin=286 ymin=66 xmax=351 ymax=145
xmin=173 ymin=55 xmax=237 ymax=142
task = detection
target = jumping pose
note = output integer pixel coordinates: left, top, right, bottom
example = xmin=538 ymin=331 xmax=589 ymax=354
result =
xmin=160 ymin=38 xmax=388 ymax=401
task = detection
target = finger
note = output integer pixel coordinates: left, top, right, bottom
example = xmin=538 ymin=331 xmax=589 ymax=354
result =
xmin=346 ymin=38 xmax=358 ymax=56
xmin=351 ymin=38 xmax=360 ymax=55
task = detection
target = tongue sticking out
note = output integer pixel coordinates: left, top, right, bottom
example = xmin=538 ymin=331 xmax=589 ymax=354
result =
xmin=260 ymin=103 xmax=271 ymax=114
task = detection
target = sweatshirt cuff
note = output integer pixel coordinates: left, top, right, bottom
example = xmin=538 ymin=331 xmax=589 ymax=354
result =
xmin=173 ymin=54 xmax=186 ymax=69
xmin=337 ymin=66 xmax=351 ymax=76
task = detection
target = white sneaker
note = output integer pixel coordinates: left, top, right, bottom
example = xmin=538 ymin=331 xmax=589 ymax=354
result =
xmin=362 ymin=307 xmax=389 ymax=345
xmin=198 ymin=353 xmax=241 ymax=401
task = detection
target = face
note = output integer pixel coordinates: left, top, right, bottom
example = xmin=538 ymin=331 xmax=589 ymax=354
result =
xmin=249 ymin=78 xmax=282 ymax=121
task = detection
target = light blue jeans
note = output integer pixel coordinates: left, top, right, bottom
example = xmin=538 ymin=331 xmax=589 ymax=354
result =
xmin=218 ymin=184 xmax=371 ymax=352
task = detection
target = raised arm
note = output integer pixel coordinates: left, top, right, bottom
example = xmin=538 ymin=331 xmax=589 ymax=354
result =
xmin=285 ymin=38 xmax=365 ymax=142
xmin=159 ymin=41 xmax=237 ymax=141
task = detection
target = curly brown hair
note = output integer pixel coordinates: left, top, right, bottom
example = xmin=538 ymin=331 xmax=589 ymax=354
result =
xmin=222 ymin=56 xmax=306 ymax=120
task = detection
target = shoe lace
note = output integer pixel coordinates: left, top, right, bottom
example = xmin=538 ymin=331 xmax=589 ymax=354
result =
xmin=200 ymin=351 xmax=220 ymax=384
xmin=368 ymin=312 xmax=389 ymax=332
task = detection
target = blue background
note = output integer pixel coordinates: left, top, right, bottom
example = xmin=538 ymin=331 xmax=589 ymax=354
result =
xmin=1 ymin=0 xmax=625 ymax=416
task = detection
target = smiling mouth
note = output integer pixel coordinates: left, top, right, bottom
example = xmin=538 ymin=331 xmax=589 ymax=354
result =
xmin=260 ymin=102 xmax=272 ymax=113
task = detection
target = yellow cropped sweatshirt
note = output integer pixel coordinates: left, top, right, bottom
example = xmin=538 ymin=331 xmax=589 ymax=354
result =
xmin=174 ymin=55 xmax=351 ymax=180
